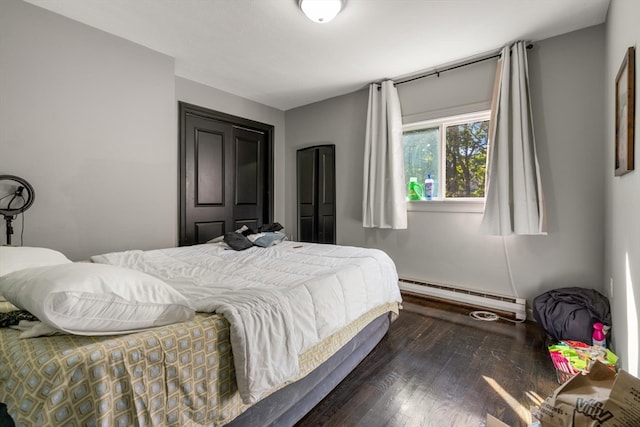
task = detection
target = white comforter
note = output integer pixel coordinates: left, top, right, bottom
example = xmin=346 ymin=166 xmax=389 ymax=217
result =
xmin=91 ymin=241 xmax=401 ymax=404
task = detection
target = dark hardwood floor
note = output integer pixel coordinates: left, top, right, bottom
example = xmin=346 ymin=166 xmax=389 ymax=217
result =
xmin=295 ymin=294 xmax=559 ymax=427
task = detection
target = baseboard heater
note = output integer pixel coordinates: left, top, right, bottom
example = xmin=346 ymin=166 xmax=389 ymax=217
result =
xmin=398 ymin=278 xmax=527 ymax=321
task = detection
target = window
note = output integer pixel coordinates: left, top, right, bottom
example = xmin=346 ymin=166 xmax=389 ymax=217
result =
xmin=403 ymin=111 xmax=490 ymax=203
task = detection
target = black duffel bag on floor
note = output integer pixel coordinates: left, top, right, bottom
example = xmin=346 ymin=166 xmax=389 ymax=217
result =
xmin=532 ymin=287 xmax=611 ymax=344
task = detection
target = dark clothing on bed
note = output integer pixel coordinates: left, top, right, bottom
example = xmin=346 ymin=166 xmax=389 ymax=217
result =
xmin=0 ymin=311 xmax=38 ymax=328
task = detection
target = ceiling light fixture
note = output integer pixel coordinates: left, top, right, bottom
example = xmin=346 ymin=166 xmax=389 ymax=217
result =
xmin=299 ymin=0 xmax=343 ymax=23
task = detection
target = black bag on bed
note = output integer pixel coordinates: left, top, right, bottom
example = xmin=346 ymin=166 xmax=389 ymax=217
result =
xmin=532 ymin=287 xmax=611 ymax=344
xmin=224 ymin=231 xmax=254 ymax=251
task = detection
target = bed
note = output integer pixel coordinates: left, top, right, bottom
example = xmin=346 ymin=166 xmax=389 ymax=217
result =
xmin=0 ymin=241 xmax=402 ymax=426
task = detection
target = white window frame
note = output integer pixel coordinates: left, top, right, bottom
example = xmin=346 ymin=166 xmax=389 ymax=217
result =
xmin=403 ymin=110 xmax=491 ymax=213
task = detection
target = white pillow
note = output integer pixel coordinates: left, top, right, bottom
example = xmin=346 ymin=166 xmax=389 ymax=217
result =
xmin=0 ymin=246 xmax=72 ymax=277
xmin=0 ymin=263 xmax=195 ymax=335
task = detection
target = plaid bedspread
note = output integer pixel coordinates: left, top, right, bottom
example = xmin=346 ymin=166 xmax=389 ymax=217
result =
xmin=0 ymin=302 xmax=399 ymax=426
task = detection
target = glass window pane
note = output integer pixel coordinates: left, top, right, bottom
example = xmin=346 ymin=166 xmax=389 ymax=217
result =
xmin=403 ymin=127 xmax=440 ymax=201
xmin=403 ymin=127 xmax=440 ymax=199
xmin=445 ymin=120 xmax=489 ymax=198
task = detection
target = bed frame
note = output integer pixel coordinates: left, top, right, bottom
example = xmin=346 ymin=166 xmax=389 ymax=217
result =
xmin=228 ymin=312 xmax=391 ymax=426
xmin=0 ymin=311 xmax=393 ymax=426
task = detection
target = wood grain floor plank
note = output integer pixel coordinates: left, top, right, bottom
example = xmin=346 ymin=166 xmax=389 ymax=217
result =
xmin=295 ymin=294 xmax=558 ymax=427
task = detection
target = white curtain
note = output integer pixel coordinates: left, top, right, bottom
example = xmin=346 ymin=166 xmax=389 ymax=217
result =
xmin=362 ymin=80 xmax=407 ymax=229
xmin=480 ymin=42 xmax=546 ymax=235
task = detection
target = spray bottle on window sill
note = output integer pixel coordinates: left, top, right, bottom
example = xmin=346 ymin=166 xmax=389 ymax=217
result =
xmin=407 ymin=177 xmax=423 ymax=201
xmin=424 ymin=174 xmax=434 ymax=200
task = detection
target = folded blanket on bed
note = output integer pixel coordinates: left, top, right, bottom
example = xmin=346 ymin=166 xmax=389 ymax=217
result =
xmin=91 ymin=241 xmax=402 ymax=404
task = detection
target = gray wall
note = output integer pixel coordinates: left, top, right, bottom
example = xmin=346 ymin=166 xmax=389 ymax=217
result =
xmin=605 ymin=0 xmax=640 ymax=376
xmin=286 ymin=25 xmax=606 ymax=309
xmin=0 ymin=0 xmax=286 ymax=260
xmin=0 ymin=0 xmax=176 ymax=260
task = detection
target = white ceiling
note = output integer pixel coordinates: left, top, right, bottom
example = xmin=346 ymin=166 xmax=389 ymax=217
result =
xmin=24 ymin=0 xmax=610 ymax=111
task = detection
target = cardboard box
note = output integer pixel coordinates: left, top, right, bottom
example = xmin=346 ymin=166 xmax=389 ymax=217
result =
xmin=487 ymin=361 xmax=640 ymax=427
xmin=533 ymin=361 xmax=640 ymax=426
xmin=486 ymin=414 xmax=512 ymax=427
xmin=486 ymin=410 xmax=540 ymax=427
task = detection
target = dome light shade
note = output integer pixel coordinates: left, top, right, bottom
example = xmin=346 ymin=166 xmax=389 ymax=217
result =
xmin=299 ymin=0 xmax=343 ymax=23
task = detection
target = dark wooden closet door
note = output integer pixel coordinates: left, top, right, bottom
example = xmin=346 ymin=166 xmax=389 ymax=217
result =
xmin=179 ymin=103 xmax=273 ymax=246
xmin=297 ymin=144 xmax=335 ymax=244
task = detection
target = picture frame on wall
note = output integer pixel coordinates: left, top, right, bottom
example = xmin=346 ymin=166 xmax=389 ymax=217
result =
xmin=615 ymin=46 xmax=635 ymax=177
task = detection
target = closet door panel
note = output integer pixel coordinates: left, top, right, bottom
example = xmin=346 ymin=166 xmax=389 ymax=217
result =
xmin=297 ymin=145 xmax=335 ymax=244
xmin=195 ymin=221 xmax=225 ymax=243
xmin=235 ymin=134 xmax=259 ymax=205
xmin=195 ymin=129 xmax=225 ymax=205
xmin=317 ymin=146 xmax=335 ymax=243
xmin=182 ymin=113 xmax=234 ymax=245
xmin=319 ymin=215 xmax=335 ymax=244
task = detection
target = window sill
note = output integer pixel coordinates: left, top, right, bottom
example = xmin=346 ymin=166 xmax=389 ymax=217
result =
xmin=407 ymin=199 xmax=485 ymax=213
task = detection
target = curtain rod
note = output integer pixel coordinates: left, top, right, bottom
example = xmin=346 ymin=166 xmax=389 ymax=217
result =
xmin=380 ymin=43 xmax=533 ymax=88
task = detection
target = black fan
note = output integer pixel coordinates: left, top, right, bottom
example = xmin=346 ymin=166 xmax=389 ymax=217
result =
xmin=0 ymin=175 xmax=35 ymax=245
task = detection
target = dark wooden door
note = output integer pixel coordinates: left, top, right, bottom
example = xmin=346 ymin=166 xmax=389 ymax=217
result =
xmin=179 ymin=102 xmax=273 ymax=246
xmin=297 ymin=145 xmax=335 ymax=244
